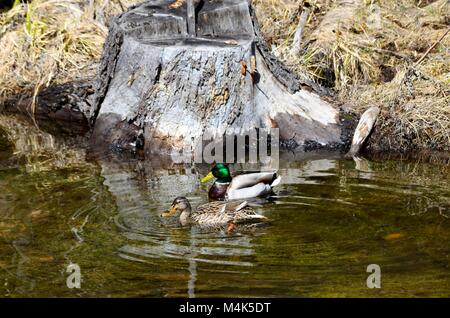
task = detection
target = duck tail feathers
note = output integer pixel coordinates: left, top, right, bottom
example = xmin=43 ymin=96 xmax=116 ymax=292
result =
xmin=270 ymin=175 xmax=282 ymax=188
xmin=238 ymin=214 xmax=268 ymax=223
xmin=234 ymin=201 xmax=249 ymax=212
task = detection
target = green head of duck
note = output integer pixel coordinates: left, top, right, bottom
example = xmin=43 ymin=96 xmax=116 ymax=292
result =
xmin=201 ymin=164 xmax=232 ymax=184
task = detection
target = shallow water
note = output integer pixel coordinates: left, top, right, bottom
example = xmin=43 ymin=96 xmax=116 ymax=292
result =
xmin=0 ymin=135 xmax=449 ymax=297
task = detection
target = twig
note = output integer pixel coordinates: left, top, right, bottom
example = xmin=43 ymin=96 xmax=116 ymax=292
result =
xmin=30 ymin=81 xmax=43 ymax=128
xmin=117 ymin=0 xmax=125 ymax=12
xmin=291 ymin=3 xmax=311 ymax=56
xmin=414 ymin=27 xmax=450 ymax=66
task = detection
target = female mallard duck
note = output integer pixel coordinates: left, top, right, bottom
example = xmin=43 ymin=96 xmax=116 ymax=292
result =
xmin=161 ymin=197 xmax=268 ymax=227
xmin=201 ymin=164 xmax=281 ymax=200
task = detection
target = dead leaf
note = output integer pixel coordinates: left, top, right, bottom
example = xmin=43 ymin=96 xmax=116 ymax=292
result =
xmin=30 ymin=209 xmax=49 ymax=221
xmin=35 ymin=256 xmax=55 ymax=263
xmin=384 ymin=232 xmax=403 ymax=241
xmin=169 ymin=0 xmax=185 ymax=9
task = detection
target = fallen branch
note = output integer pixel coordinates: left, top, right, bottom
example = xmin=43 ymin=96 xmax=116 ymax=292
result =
xmin=290 ymin=3 xmax=311 ymax=56
xmin=116 ymin=0 xmax=125 ymax=12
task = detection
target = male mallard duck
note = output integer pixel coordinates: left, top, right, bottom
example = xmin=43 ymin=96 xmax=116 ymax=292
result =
xmin=161 ymin=197 xmax=268 ymax=227
xmin=201 ymin=164 xmax=281 ymax=200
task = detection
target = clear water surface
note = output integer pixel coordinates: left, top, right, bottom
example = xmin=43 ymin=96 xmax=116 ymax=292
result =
xmin=0 ymin=129 xmax=449 ymax=297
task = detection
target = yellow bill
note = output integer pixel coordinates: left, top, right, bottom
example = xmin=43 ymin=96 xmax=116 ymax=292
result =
xmin=201 ymin=171 xmax=214 ymax=183
xmin=161 ymin=206 xmax=178 ymax=217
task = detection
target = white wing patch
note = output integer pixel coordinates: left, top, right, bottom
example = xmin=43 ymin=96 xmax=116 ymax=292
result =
xmin=234 ymin=201 xmax=249 ymax=212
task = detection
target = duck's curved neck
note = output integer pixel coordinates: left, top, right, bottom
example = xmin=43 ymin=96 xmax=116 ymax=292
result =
xmin=180 ymin=209 xmax=191 ymax=226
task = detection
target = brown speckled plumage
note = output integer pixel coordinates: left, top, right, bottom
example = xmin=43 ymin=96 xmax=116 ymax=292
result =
xmin=163 ymin=197 xmax=268 ymax=227
xmin=192 ymin=200 xmax=266 ymax=226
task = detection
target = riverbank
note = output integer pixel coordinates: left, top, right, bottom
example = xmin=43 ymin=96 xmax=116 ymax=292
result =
xmin=254 ymin=0 xmax=449 ymax=153
xmin=0 ymin=0 xmax=449 ymax=153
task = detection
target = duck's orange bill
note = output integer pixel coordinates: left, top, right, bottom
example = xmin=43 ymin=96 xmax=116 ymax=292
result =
xmin=201 ymin=172 xmax=214 ymax=183
xmin=161 ymin=206 xmax=177 ymax=217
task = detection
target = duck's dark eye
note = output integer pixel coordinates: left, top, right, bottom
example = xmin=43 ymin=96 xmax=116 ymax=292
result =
xmin=173 ymin=197 xmax=186 ymax=205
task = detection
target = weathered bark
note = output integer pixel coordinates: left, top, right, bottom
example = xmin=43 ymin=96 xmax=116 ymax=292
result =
xmin=90 ymin=0 xmax=348 ymax=157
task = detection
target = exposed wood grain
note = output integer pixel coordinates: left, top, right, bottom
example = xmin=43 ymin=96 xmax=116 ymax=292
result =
xmin=90 ymin=0 xmax=348 ymax=157
xmin=346 ymin=106 xmax=380 ymax=158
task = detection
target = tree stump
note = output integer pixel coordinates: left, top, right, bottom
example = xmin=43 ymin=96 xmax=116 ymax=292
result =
xmin=90 ymin=0 xmax=345 ymax=157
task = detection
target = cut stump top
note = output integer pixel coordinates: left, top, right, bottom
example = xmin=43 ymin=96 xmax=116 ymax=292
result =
xmin=120 ymin=0 xmax=255 ymax=45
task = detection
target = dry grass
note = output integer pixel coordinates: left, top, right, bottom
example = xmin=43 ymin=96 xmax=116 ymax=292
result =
xmin=254 ymin=0 xmax=450 ymax=152
xmin=0 ymin=0 xmax=136 ymax=104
